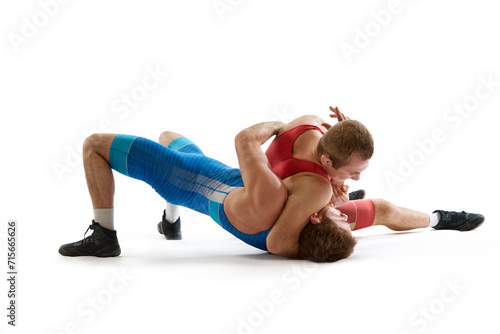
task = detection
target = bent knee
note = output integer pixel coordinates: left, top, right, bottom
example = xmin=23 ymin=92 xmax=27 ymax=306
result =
xmin=83 ymin=133 xmax=116 ymax=158
xmin=159 ymin=131 xmax=183 ymax=146
xmin=83 ymin=133 xmax=103 ymax=151
xmin=372 ymin=198 xmax=401 ymax=225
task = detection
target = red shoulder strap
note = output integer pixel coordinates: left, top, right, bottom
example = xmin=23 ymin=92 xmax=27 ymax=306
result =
xmin=265 ymin=124 xmax=330 ymax=181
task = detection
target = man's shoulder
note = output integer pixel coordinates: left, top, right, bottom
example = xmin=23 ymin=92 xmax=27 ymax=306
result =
xmin=288 ymin=173 xmax=332 ymax=210
xmin=293 ymin=115 xmax=324 ymax=126
xmin=279 ymin=115 xmax=325 ymax=135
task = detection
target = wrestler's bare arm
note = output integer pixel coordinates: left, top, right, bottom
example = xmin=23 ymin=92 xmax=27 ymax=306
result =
xmin=226 ymin=122 xmax=289 ymax=232
xmin=234 ymin=121 xmax=285 ymax=197
xmin=266 ymin=175 xmax=332 ymax=258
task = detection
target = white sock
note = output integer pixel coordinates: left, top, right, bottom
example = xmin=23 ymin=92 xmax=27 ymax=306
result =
xmin=428 ymin=212 xmax=441 ymax=228
xmin=165 ymin=202 xmax=181 ymax=223
xmin=94 ymin=208 xmax=114 ymax=230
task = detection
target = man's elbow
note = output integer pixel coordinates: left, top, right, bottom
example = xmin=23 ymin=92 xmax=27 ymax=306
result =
xmin=234 ymin=129 xmax=252 ymax=150
xmin=267 ymin=238 xmax=298 ymax=258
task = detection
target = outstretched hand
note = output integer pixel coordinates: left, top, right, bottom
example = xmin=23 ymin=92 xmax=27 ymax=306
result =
xmin=329 ymin=106 xmax=350 ymax=122
xmin=330 ymin=183 xmax=349 ymax=207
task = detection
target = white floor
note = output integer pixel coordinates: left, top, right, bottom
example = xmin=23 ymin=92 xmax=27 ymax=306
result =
xmin=1 ymin=1 xmax=500 ymax=333
xmin=8 ymin=206 xmax=500 ymax=334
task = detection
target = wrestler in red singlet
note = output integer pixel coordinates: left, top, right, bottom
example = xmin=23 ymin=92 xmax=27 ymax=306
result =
xmin=265 ymin=124 xmax=375 ymax=231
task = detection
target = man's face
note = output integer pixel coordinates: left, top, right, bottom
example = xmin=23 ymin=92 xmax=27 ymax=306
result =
xmin=323 ymin=155 xmax=370 ymax=187
xmin=311 ymin=205 xmax=352 ymax=234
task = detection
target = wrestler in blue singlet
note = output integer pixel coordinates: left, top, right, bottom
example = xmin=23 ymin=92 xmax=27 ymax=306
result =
xmin=108 ymin=135 xmax=271 ymax=251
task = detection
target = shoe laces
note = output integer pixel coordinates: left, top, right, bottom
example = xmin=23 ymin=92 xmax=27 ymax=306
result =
xmin=443 ymin=211 xmax=467 ymax=224
xmin=82 ymin=224 xmax=95 ymax=245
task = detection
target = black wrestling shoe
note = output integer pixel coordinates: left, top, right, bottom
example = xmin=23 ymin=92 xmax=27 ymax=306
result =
xmin=157 ymin=210 xmax=182 ymax=240
xmin=432 ymin=210 xmax=485 ymax=231
xmin=348 ymin=189 xmax=366 ymax=201
xmin=59 ymin=221 xmax=121 ymax=257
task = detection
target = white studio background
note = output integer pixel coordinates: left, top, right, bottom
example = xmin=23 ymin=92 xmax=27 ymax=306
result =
xmin=1 ymin=1 xmax=499 ymax=334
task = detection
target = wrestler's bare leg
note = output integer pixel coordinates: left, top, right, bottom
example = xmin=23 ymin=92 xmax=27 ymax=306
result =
xmin=59 ymin=133 xmax=121 ymax=257
xmin=83 ymin=134 xmax=118 ymax=209
xmin=372 ymin=199 xmax=429 ymax=231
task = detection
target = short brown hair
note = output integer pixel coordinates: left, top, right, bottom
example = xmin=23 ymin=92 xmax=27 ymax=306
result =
xmin=298 ymin=219 xmax=357 ymax=262
xmin=316 ymin=120 xmax=374 ymax=169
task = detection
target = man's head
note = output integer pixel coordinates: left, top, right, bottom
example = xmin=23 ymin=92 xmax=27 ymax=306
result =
xmin=298 ymin=206 xmax=357 ymax=262
xmin=316 ymin=120 xmax=374 ymax=185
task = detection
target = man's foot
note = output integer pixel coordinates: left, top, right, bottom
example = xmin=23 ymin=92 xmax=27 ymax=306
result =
xmin=432 ymin=210 xmax=485 ymax=231
xmin=59 ymin=221 xmax=121 ymax=257
xmin=157 ymin=210 xmax=182 ymax=240
xmin=348 ymin=189 xmax=366 ymax=201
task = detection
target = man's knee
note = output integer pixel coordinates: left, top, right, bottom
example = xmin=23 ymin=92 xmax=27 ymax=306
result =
xmin=159 ymin=131 xmax=183 ymax=147
xmin=83 ymin=133 xmax=102 ymax=152
xmin=83 ymin=133 xmax=115 ymax=159
xmin=372 ymin=198 xmax=401 ymax=225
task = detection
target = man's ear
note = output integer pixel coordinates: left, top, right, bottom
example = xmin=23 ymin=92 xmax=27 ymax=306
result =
xmin=309 ymin=212 xmax=322 ymax=225
xmin=320 ymin=153 xmax=332 ymax=168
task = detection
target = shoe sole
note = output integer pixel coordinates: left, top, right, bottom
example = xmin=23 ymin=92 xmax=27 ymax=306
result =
xmin=157 ymin=222 xmax=182 ymax=240
xmin=165 ymin=233 xmax=182 ymax=240
xmin=459 ymin=215 xmax=485 ymax=231
xmin=59 ymin=245 xmax=121 ymax=257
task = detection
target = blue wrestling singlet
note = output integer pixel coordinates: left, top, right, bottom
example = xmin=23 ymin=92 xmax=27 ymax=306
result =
xmin=108 ymin=134 xmax=271 ymax=251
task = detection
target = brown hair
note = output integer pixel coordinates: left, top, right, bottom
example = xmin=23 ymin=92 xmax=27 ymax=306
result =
xmin=316 ymin=120 xmax=374 ymax=169
xmin=298 ymin=219 xmax=357 ymax=262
